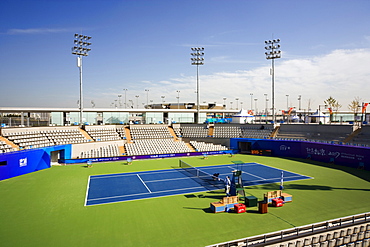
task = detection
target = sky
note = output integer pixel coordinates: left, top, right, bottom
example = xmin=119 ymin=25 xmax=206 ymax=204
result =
xmin=0 ymin=0 xmax=369 ymax=112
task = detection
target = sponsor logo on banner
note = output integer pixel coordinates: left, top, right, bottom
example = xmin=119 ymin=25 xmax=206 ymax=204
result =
xmin=19 ymin=158 xmax=27 ymax=167
xmin=280 ymin=145 xmax=290 ymax=151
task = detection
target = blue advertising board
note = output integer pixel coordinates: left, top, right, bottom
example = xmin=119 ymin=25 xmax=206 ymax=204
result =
xmin=0 ymin=145 xmax=72 ymax=181
xmin=0 ymin=149 xmax=49 ymax=180
xmin=230 ymin=138 xmax=370 ymax=170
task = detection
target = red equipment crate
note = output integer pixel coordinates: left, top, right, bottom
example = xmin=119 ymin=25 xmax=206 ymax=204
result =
xmin=234 ymin=203 xmax=246 ymax=213
xmin=272 ymin=198 xmax=284 ymax=207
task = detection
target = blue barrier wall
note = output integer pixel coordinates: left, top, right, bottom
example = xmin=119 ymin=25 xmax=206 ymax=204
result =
xmin=230 ymin=138 xmax=370 ymax=170
xmin=0 ymin=145 xmax=72 ymax=181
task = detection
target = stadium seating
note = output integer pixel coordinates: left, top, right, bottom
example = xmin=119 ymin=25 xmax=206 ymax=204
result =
xmin=190 ymin=141 xmax=228 ymax=152
xmin=275 ymin=124 xmax=352 ymax=143
xmin=180 ymin=124 xmax=210 ymax=138
xmin=350 ymin=126 xmax=370 ymax=146
xmin=207 ymin=215 xmax=370 ymax=247
xmin=85 ymin=127 xmax=121 ymax=142
xmin=129 ymin=126 xmax=174 ymax=139
xmin=213 ymin=125 xmax=273 ymax=139
xmin=2 ymin=131 xmax=54 ymax=149
xmin=79 ymin=144 xmax=120 ymax=158
xmin=0 ymin=140 xmax=17 ymax=153
xmin=124 ymin=139 xmax=192 ymax=156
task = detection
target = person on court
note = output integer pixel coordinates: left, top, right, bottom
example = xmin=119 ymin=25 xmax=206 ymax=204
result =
xmin=224 ymin=176 xmax=231 ymax=197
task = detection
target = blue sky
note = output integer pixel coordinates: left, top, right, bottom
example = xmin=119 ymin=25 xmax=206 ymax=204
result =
xmin=0 ymin=0 xmax=369 ymax=112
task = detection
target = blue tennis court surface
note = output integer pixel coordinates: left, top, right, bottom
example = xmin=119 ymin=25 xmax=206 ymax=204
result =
xmin=85 ymin=163 xmax=312 ymax=206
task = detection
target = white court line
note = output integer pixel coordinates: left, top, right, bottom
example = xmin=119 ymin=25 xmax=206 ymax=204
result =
xmin=87 ymin=185 xmax=206 ymax=202
xmin=226 ymin=165 xmax=266 ymax=180
xmin=84 ymin=176 xmax=91 ymax=206
xmin=137 ymin=174 xmax=152 ymax=193
xmin=90 ymin=169 xmax=180 ymax=179
xmin=145 ymin=176 xmax=193 ymax=183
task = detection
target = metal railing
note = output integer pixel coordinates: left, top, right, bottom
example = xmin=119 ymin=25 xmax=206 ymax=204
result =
xmin=206 ymin=212 xmax=370 ymax=247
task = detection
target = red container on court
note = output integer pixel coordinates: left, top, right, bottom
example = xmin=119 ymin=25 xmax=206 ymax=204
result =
xmin=234 ymin=203 xmax=246 ymax=213
xmin=272 ymin=198 xmax=284 ymax=207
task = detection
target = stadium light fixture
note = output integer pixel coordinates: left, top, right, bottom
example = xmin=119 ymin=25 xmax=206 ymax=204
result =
xmin=72 ymin=33 xmax=92 ymax=125
xmin=265 ymin=38 xmax=281 ymax=125
xmin=190 ymin=47 xmax=204 ymax=123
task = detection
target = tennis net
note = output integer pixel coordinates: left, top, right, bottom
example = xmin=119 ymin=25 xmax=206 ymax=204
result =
xmin=179 ymin=160 xmax=223 ymax=188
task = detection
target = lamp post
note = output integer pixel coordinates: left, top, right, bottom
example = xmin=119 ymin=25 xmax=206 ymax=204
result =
xmin=254 ymin=98 xmax=258 ymax=115
xmin=286 ymin=94 xmax=289 ymax=109
xmin=123 ymin=89 xmax=128 ymax=108
xmin=118 ymin=95 xmax=122 ymax=108
xmin=145 ymin=89 xmax=149 ymax=108
xmin=176 ymin=90 xmax=180 ymax=109
xmin=135 ymin=95 xmax=139 ymax=109
xmin=235 ymin=98 xmax=239 ymax=110
xmin=191 ymin=47 xmax=204 ymax=123
xmin=72 ymin=33 xmax=92 ymax=125
xmin=265 ymin=38 xmax=281 ymax=125
xmin=298 ymin=95 xmax=302 ymax=110
xmin=250 ymin=93 xmax=253 ymax=113
xmin=264 ymin=93 xmax=268 ymax=121
xmin=223 ymin=97 xmax=227 ymax=109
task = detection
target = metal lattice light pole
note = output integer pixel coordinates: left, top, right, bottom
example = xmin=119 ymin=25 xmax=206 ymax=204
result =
xmin=265 ymin=39 xmax=281 ymax=125
xmin=191 ymin=47 xmax=204 ymax=123
xmin=72 ymin=33 xmax=92 ymax=125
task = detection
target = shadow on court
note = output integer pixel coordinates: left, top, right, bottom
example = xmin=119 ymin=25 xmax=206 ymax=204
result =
xmin=253 ymin=183 xmax=370 ymax=192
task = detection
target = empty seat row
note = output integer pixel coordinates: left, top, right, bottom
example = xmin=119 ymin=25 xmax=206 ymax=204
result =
xmin=130 ymin=127 xmax=173 ymax=139
xmin=79 ymin=144 xmax=120 ymax=158
xmin=124 ymin=139 xmax=191 ymax=156
xmin=190 ymin=141 xmax=228 ymax=152
xmin=180 ymin=126 xmax=210 ymax=138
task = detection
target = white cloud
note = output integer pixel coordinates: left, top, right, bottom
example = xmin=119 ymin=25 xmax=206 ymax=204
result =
xmin=6 ymin=28 xmax=71 ymax=35
xmin=92 ymin=48 xmax=370 ymax=111
xmin=161 ymin=48 xmax=370 ymax=111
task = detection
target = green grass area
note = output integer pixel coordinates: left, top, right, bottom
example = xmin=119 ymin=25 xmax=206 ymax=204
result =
xmin=1 ymin=154 xmax=369 ymax=247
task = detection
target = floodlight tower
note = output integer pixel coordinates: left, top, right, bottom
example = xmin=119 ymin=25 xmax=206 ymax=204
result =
xmin=191 ymin=47 xmax=204 ymax=123
xmin=72 ymin=33 xmax=92 ymax=125
xmin=265 ymin=39 xmax=281 ymax=125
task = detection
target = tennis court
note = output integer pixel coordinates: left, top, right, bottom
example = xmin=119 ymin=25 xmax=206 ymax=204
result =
xmin=85 ymin=162 xmax=312 ymax=206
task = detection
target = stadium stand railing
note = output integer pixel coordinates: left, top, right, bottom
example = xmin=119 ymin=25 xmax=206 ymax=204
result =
xmin=206 ymin=212 xmax=370 ymax=247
